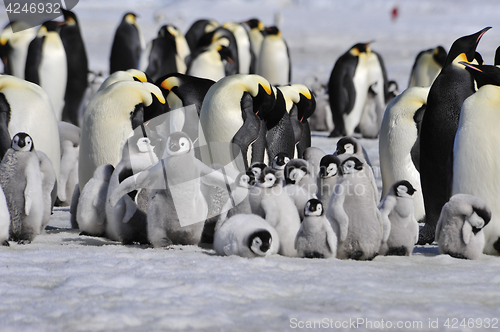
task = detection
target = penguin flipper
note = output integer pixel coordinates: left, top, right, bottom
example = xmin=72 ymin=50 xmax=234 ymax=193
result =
xmin=462 ymin=221 xmax=472 ymax=245
xmin=232 ymin=102 xmax=261 ymax=169
xmin=378 ymin=195 xmax=396 ymax=243
xmin=25 ymin=36 xmax=44 ymax=85
xmin=324 ymin=220 xmax=337 ymax=255
xmin=327 ymin=185 xmax=349 ymax=242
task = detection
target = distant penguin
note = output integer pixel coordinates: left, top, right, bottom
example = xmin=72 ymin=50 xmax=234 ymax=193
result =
xmin=272 ymin=152 xmax=290 ymax=171
xmin=214 ymin=213 xmax=279 ymax=258
xmin=97 ymin=69 xmax=150 ymax=92
xmin=284 ymin=158 xmax=317 ymax=196
xmin=223 ymin=21 xmax=254 ymax=74
xmin=378 ymin=180 xmax=419 ymax=256
xmin=316 ymin=154 xmax=341 ymax=208
xmin=78 ymin=80 xmax=165 ymax=190
xmin=278 ymin=84 xmax=316 ymax=158
xmin=0 ymin=133 xmax=44 ymax=244
xmin=295 ymin=198 xmax=337 ymax=259
xmin=185 ymin=19 xmax=219 ymax=54
xmin=36 ymin=151 xmax=56 ymax=231
xmin=0 ymin=185 xmax=9 ymax=246
xmin=327 ymin=156 xmax=383 ymax=260
xmin=0 ymin=21 xmax=37 ymax=78
xmin=379 ymin=86 xmax=429 ymax=222
xmin=256 ymin=26 xmax=290 ymax=86
xmin=303 ymin=147 xmax=326 ymax=179
xmin=109 ymin=13 xmax=144 ymax=74
xmin=418 ymin=27 xmax=490 ymax=245
xmin=187 ymin=40 xmax=233 ymax=81
xmin=452 ymin=62 xmax=500 ymax=255
xmin=77 ymin=164 xmax=114 ymax=237
xmin=328 ymin=42 xmax=372 ymax=137
xmin=252 ymin=167 xmax=300 ymax=257
xmin=334 ymin=136 xmax=372 ymax=168
xmin=57 ymin=121 xmax=80 ymax=206
xmin=199 ymin=74 xmax=275 ymax=170
xmin=25 ymin=21 xmax=68 ymax=121
xmin=244 ymin=18 xmax=265 ymax=67
xmin=217 ymin=170 xmax=255 ymax=225
xmin=109 ymin=131 xmax=232 ymax=247
xmin=0 ymin=75 xmax=60 ymax=192
xmin=436 ymin=194 xmax=491 ymax=260
xmin=408 ymin=46 xmax=447 ymax=88
xmin=197 ymin=27 xmax=239 ymax=76
xmin=59 ymin=9 xmax=89 ymax=126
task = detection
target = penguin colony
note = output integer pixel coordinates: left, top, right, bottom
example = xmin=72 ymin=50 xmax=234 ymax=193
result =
xmin=0 ymin=12 xmax=497 ymax=263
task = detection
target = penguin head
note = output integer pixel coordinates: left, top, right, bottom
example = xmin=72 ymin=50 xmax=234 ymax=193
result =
xmin=304 ymin=198 xmax=324 ymax=217
xmin=123 ymin=13 xmax=138 ymax=25
xmin=62 ymin=9 xmax=78 ymax=26
xmin=284 ymin=159 xmax=310 ymax=185
xmin=265 ymin=26 xmax=280 ymax=37
xmin=293 ymin=85 xmax=316 ymax=123
xmin=339 ymin=157 xmax=363 ymax=176
xmin=41 ymin=21 xmax=61 ymax=32
xmin=319 ymin=155 xmax=341 ymax=178
xmin=249 ymin=162 xmax=267 ymax=179
xmin=241 ymin=75 xmax=275 ymax=121
xmin=433 ymin=46 xmax=448 ymax=67
xmin=336 ymin=137 xmax=359 ymax=156
xmin=244 ymin=18 xmax=264 ymax=31
xmin=469 ymin=205 xmax=492 ymax=233
xmin=393 ymin=180 xmax=416 ymax=198
xmin=258 ymin=167 xmax=279 ymax=188
xmin=446 ymin=27 xmax=490 ymax=68
xmin=237 ymin=171 xmax=256 ymax=188
xmin=349 ymin=42 xmax=372 ymax=56
xmin=460 ymin=62 xmax=500 ymax=89
xmin=12 ymin=132 xmax=34 ymax=152
xmin=272 ymin=152 xmax=290 ymax=170
xmin=248 ymin=230 xmax=272 ymax=256
xmin=165 ymin=132 xmax=192 ymax=156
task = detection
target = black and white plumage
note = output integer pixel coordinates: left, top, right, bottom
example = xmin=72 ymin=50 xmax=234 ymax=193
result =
xmin=36 ymin=151 xmax=56 ymax=232
xmin=295 ymin=199 xmax=337 ymax=259
xmin=109 ymin=13 xmax=144 ymax=74
xmin=284 ymin=158 xmax=317 ymax=196
xmin=316 ymin=154 xmax=341 ymax=209
xmin=0 ymin=185 xmax=10 ymax=246
xmin=256 ymin=26 xmax=290 ymax=85
xmin=436 ymin=194 xmax=491 ymax=260
xmin=57 ymin=121 xmax=80 ymax=206
xmin=408 ymin=46 xmax=447 ymax=88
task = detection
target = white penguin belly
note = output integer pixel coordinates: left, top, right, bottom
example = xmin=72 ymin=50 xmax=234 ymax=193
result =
xmin=344 ymin=63 xmax=369 ymax=136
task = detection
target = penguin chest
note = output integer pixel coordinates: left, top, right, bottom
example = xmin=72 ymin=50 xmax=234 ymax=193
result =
xmin=188 ymin=51 xmax=225 ymax=81
xmin=344 ymin=59 xmax=369 ymax=135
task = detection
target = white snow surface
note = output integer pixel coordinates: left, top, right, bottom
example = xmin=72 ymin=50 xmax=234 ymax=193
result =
xmin=1 ymin=0 xmax=500 ymax=331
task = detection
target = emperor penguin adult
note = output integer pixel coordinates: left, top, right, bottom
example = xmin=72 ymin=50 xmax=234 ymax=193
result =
xmin=199 ymin=74 xmax=275 ymax=171
xmin=97 ymin=69 xmax=150 ymax=92
xmin=379 ymin=86 xmax=429 ymax=222
xmin=196 ymin=27 xmax=239 ymax=76
xmin=59 ymin=9 xmax=89 ymax=126
xmin=327 ymin=42 xmax=371 ymax=137
xmin=452 ymin=62 xmax=500 ymax=255
xmin=327 ymin=156 xmax=383 ymax=260
xmin=25 ymin=21 xmax=68 ymax=121
xmin=408 ymin=46 xmax=447 ymax=88
xmin=244 ymin=18 xmax=266 ymax=67
xmin=186 ymin=41 xmax=234 ymax=81
xmin=223 ymin=21 xmax=254 ymax=74
xmin=0 ymin=21 xmax=37 ymax=79
xmin=418 ymin=27 xmax=490 ymax=245
xmin=278 ymin=84 xmax=316 ymax=159
xmin=436 ymin=194 xmax=491 ymax=260
xmin=0 ymin=133 xmax=44 ymax=244
xmin=78 ymin=80 xmax=165 ymax=191
xmin=0 ymin=75 xmax=60 ymax=192
xmin=256 ymin=26 xmax=290 ymax=86
xmin=109 ymin=13 xmax=144 ymax=74
xmin=184 ymin=19 xmax=219 ymax=54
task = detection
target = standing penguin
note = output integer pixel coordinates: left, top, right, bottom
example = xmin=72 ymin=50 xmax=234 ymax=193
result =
xmin=379 ymin=86 xmax=429 ymax=222
xmin=0 ymin=133 xmax=44 ymax=244
xmin=0 ymin=21 xmax=37 ymax=79
xmin=436 ymin=194 xmax=491 ymax=260
xmin=25 ymin=21 xmax=68 ymax=121
xmin=78 ymin=80 xmax=165 ymax=190
xmin=223 ymin=21 xmax=254 ymax=74
xmin=244 ymin=18 xmax=266 ymax=68
xmin=316 ymin=154 xmax=341 ymax=208
xmin=327 ymin=156 xmax=383 ymax=260
xmin=199 ymin=74 xmax=275 ymax=170
xmin=303 ymin=147 xmax=326 ymax=180
xmin=184 ymin=19 xmax=219 ymax=54
xmin=109 ymin=13 xmax=144 ymax=74
xmin=256 ymin=26 xmax=290 ymax=86
xmin=408 ymin=46 xmax=447 ymax=88
xmin=452 ymin=62 xmax=500 ymax=255
xmin=196 ymin=27 xmax=239 ymax=76
xmin=295 ymin=199 xmax=337 ymax=259
xmin=59 ymin=9 xmax=89 ymax=126
xmin=284 ymin=158 xmax=317 ymax=196
xmin=186 ymin=40 xmax=233 ymax=82
xmin=378 ymin=180 xmax=419 ymax=256
xmin=419 ymin=27 xmax=490 ymax=244
xmin=334 ymin=136 xmax=372 ymax=168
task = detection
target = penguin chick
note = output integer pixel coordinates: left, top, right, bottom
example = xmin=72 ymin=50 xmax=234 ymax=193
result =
xmin=378 ymin=180 xmax=418 ymax=256
xmin=295 ymin=199 xmax=337 ymax=259
xmin=57 ymin=121 xmax=80 ymax=206
xmin=214 ymin=213 xmax=279 ymax=258
xmin=302 ymin=147 xmax=326 ymax=179
xmin=436 ymin=194 xmax=491 ymax=260
xmin=217 ymin=171 xmax=256 ymax=227
xmin=284 ymin=158 xmax=317 ymax=196
xmin=316 ymin=154 xmax=341 ymax=209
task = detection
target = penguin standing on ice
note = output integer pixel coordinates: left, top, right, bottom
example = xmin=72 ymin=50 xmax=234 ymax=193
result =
xmin=256 ymin=26 xmax=290 ymax=86
xmin=185 ymin=19 xmax=219 ymax=54
xmin=408 ymin=46 xmax=447 ymax=88
xmin=452 ymin=62 xmax=500 ymax=255
xmin=60 ymin=9 xmax=88 ymax=126
xmin=110 ymin=13 xmax=144 ymax=74
xmin=244 ymin=18 xmax=266 ymax=67
xmin=0 ymin=21 xmax=37 ymax=79
xmin=223 ymin=21 xmax=254 ymax=74
xmin=418 ymin=27 xmax=490 ymax=245
xmin=196 ymin=27 xmax=239 ymax=76
xmin=25 ymin=21 xmax=68 ymax=121
xmin=316 ymin=154 xmax=341 ymax=208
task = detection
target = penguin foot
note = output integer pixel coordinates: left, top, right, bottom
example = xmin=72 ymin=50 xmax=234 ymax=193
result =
xmin=2 ymin=240 xmax=9 ymax=246
xmin=417 ymin=224 xmax=435 ymax=245
xmin=17 ymin=240 xmax=31 ymax=245
xmin=151 ymin=237 xmax=173 ymax=248
xmin=493 ymin=237 xmax=500 ymax=255
xmin=304 ymin=251 xmax=325 ymax=259
xmin=385 ymin=246 xmax=409 ymax=256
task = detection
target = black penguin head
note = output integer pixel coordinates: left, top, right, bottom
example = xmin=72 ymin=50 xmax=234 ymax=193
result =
xmin=272 ymin=152 xmax=290 ymax=170
xmin=349 ymin=42 xmax=372 ymax=55
xmin=62 ymin=9 xmax=78 ymax=26
xmin=460 ymin=62 xmax=500 ymax=89
xmin=304 ymin=198 xmax=324 ymax=217
xmin=319 ymin=155 xmax=341 ymax=178
xmin=244 ymin=18 xmax=264 ymax=31
xmin=41 ymin=21 xmax=61 ymax=32
xmin=249 ymin=79 xmax=276 ymax=121
xmin=495 ymin=46 xmax=500 ymax=66
xmin=433 ymin=46 xmax=448 ymax=67
xmin=248 ymin=230 xmax=272 ymax=256
xmin=445 ymin=27 xmax=490 ymax=67
xmin=217 ymin=45 xmax=234 ymax=64
xmin=237 ymin=171 xmax=256 ymax=188
xmin=165 ymin=132 xmax=192 ymax=156
xmin=393 ymin=180 xmax=416 ymax=197
xmin=472 ymin=206 xmax=492 ymax=229
xmin=123 ymin=12 xmax=138 ymax=24
xmin=12 ymin=132 xmax=34 ymax=152
xmin=258 ymin=167 xmax=279 ymax=188
xmin=249 ymin=162 xmax=267 ymax=178
xmin=336 ymin=136 xmax=359 ymax=155
xmin=295 ymin=87 xmax=316 ymax=123
xmin=339 ymin=156 xmax=363 ymax=176
xmin=265 ymin=26 xmax=280 ymax=36
xmin=284 ymin=159 xmax=310 ymax=185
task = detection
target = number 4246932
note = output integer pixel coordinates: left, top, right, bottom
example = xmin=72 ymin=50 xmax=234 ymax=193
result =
xmin=444 ymin=318 xmax=498 ymax=329
xmin=5 ymin=2 xmax=61 ymax=14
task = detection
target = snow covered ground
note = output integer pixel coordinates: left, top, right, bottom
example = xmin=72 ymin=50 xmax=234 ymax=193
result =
xmin=1 ymin=0 xmax=500 ymax=331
